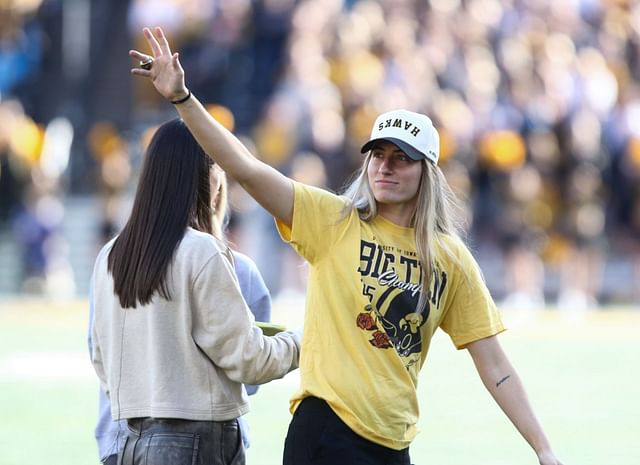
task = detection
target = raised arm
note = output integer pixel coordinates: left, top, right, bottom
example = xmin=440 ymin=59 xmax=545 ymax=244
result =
xmin=130 ymin=26 xmax=294 ymax=226
xmin=466 ymin=335 xmax=564 ymax=465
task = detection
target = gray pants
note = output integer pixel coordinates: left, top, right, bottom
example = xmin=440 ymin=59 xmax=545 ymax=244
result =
xmin=118 ymin=417 xmax=245 ymax=465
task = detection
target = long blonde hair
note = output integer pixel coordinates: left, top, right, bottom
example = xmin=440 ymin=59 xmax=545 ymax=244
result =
xmin=211 ymin=169 xmax=229 ymax=240
xmin=341 ymin=153 xmax=466 ymax=312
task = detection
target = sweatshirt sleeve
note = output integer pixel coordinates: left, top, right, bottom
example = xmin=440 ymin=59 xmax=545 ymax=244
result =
xmin=191 ymin=250 xmax=300 ymax=385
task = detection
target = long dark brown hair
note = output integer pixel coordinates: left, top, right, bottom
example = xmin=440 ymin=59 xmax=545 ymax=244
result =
xmin=108 ymin=118 xmax=213 ymax=308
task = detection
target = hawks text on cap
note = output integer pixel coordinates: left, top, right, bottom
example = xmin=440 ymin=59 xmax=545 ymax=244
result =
xmin=377 ymin=118 xmax=422 ymax=138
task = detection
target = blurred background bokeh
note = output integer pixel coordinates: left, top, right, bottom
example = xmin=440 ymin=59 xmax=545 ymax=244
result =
xmin=1 ymin=0 xmax=640 ymax=310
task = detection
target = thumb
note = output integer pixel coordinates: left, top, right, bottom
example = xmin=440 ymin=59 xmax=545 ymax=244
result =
xmin=172 ymin=52 xmax=183 ymax=70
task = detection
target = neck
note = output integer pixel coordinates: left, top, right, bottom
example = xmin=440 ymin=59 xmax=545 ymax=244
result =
xmin=377 ymin=204 xmax=415 ymax=227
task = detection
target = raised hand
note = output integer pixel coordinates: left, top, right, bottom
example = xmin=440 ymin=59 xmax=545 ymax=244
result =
xmin=129 ymin=27 xmax=188 ymax=102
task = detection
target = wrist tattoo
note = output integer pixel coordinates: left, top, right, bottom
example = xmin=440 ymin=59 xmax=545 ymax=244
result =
xmin=496 ymin=375 xmax=511 ymax=387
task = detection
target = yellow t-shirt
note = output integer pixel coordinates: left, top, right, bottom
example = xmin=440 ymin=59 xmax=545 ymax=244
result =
xmin=276 ymin=181 xmax=505 ymax=450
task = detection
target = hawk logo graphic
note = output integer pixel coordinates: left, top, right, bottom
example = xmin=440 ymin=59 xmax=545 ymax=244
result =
xmin=355 ymin=285 xmax=428 ymax=356
xmin=373 ymin=284 xmax=429 ymax=357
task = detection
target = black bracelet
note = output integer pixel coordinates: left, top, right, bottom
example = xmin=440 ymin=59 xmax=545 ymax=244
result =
xmin=171 ymin=89 xmax=191 ymax=105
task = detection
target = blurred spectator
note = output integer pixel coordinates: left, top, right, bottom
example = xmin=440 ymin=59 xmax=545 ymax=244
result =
xmin=2 ymin=0 xmax=640 ymax=306
xmin=0 ymin=1 xmax=42 ymax=102
xmin=0 ymin=98 xmax=74 ymax=297
xmin=87 ymin=121 xmax=132 ymax=244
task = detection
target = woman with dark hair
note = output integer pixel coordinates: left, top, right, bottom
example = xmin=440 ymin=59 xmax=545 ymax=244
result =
xmin=89 ymin=146 xmax=275 ymax=464
xmin=89 ymin=118 xmax=300 ymax=465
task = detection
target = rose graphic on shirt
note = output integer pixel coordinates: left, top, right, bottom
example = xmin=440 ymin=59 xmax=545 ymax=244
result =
xmin=356 ymin=312 xmax=377 ymax=331
xmin=369 ymin=330 xmax=393 ymax=349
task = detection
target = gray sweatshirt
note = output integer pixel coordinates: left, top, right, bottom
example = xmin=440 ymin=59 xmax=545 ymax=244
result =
xmin=90 ymin=228 xmax=300 ymax=421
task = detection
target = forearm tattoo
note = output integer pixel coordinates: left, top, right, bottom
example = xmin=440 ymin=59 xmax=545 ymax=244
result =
xmin=496 ymin=375 xmax=511 ymax=388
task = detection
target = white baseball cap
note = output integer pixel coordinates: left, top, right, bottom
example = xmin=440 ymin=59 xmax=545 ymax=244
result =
xmin=360 ymin=109 xmax=440 ymax=164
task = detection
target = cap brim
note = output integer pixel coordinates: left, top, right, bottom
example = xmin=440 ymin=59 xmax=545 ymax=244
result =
xmin=360 ymin=137 xmax=425 ymax=161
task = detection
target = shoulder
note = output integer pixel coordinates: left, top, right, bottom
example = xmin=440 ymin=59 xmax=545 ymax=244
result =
xmin=178 ymin=228 xmax=228 ymax=265
xmin=231 ymin=250 xmax=267 ymax=289
xmin=435 ymin=233 xmax=487 ymax=287
xmin=291 ymin=180 xmax=356 ymax=228
xmin=436 ymin=233 xmax=467 ymax=255
xmin=435 ymin=234 xmax=478 ymax=269
xmin=94 ymin=236 xmax=117 ymax=267
xmin=231 ymin=251 xmax=259 ymax=275
xmin=181 ymin=228 xmax=223 ymax=248
xmin=292 ymin=181 xmax=346 ymax=208
xmin=230 ymin=250 xmax=271 ymax=314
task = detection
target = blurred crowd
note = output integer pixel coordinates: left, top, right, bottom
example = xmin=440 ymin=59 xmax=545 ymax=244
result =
xmin=1 ymin=0 xmax=640 ymax=308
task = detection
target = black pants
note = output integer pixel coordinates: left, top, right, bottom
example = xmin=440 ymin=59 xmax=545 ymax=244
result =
xmin=283 ymin=397 xmax=412 ymax=465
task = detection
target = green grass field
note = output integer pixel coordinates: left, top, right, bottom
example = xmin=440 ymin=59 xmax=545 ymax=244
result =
xmin=0 ymin=297 xmax=638 ymax=465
